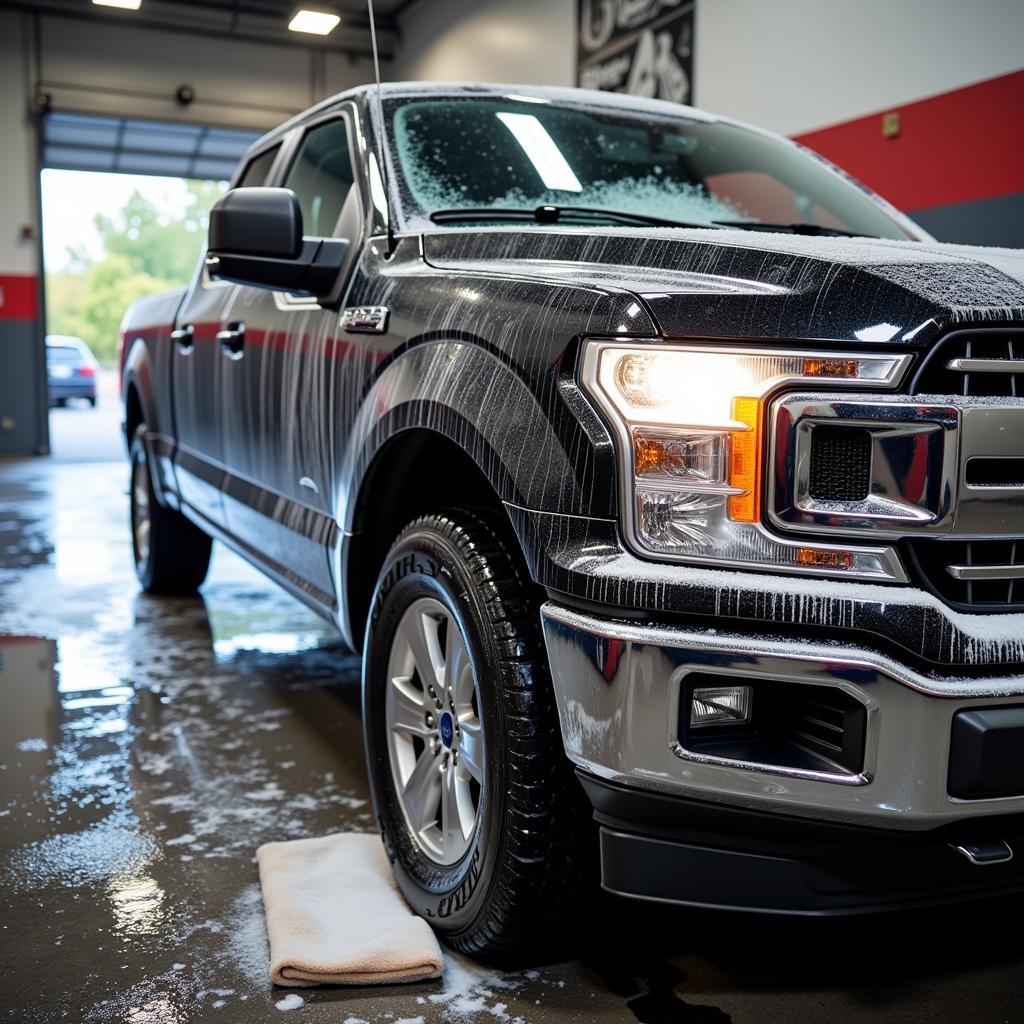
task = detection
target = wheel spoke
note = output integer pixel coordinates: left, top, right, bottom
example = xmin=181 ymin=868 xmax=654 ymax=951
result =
xmin=440 ymin=762 xmax=462 ymax=849
xmin=444 ymin=620 xmax=469 ymax=702
xmin=402 ymin=747 xmax=442 ymax=832
xmin=404 ymin=608 xmax=443 ymax=693
xmin=453 ymin=772 xmax=476 ymax=840
xmin=389 ymin=675 xmax=430 ymax=738
xmin=458 ymin=719 xmax=483 ymax=783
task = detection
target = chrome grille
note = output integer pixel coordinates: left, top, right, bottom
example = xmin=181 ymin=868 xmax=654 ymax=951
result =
xmin=906 ymin=328 xmax=1024 ymax=610
xmin=907 ymin=539 xmax=1024 ymax=611
xmin=913 ymin=328 xmax=1024 ymax=397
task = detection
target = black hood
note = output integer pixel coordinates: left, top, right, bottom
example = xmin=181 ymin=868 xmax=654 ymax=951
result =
xmin=423 ymin=227 xmax=1024 ymax=347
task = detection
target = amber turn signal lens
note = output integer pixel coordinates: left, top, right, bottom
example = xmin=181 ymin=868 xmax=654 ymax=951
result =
xmin=803 ymin=357 xmax=859 ymax=378
xmin=634 ymin=436 xmax=667 ymax=475
xmin=796 ymin=548 xmax=855 ymax=570
xmin=727 ymin=397 xmax=762 ymax=522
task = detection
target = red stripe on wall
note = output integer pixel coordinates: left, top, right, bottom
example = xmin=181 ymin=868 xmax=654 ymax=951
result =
xmin=793 ymin=70 xmax=1024 ymax=212
xmin=0 ymin=275 xmax=39 ymax=321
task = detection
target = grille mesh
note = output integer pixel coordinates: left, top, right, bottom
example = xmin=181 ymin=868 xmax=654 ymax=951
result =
xmin=808 ymin=426 xmax=872 ymax=502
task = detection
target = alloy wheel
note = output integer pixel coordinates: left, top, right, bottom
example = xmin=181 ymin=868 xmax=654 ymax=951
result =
xmin=385 ymin=596 xmax=485 ymax=865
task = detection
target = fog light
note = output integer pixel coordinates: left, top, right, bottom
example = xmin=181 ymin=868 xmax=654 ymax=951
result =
xmin=690 ymin=685 xmax=753 ymax=728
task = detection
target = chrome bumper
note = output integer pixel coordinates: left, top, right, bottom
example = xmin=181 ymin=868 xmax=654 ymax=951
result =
xmin=541 ymin=602 xmax=1024 ymax=831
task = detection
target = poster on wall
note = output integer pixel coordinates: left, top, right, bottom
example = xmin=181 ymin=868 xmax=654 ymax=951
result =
xmin=577 ymin=0 xmax=694 ymax=105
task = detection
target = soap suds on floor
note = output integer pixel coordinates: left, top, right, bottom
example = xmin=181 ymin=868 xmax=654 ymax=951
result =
xmin=274 ymin=992 xmax=304 ymax=1010
xmin=221 ymin=883 xmax=271 ymax=989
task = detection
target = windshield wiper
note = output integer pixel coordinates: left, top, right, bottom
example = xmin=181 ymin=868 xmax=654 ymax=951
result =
xmin=712 ymin=219 xmax=878 ymax=239
xmin=430 ymin=205 xmax=712 ymax=230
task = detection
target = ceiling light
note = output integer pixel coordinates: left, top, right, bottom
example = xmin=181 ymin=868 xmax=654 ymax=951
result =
xmin=93 ymin=0 xmax=142 ymax=8
xmin=288 ymin=9 xmax=341 ymax=34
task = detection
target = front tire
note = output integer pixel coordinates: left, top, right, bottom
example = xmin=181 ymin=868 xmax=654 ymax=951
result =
xmin=363 ymin=510 xmax=584 ymax=957
xmin=129 ymin=424 xmax=212 ymax=594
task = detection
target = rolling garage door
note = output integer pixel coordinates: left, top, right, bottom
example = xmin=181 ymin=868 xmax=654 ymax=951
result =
xmin=41 ymin=111 xmax=260 ymax=179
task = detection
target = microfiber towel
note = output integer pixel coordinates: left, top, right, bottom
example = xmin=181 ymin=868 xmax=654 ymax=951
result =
xmin=257 ymin=832 xmax=444 ymax=987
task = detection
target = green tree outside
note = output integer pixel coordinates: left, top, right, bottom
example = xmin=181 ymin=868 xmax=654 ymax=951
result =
xmin=46 ymin=178 xmax=226 ymax=366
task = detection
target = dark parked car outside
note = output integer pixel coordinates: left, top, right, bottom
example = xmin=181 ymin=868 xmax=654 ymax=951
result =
xmin=47 ymin=335 xmax=98 ymax=407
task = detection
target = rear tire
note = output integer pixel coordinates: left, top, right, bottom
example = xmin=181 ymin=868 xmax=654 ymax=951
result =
xmin=130 ymin=424 xmax=212 ymax=595
xmin=362 ymin=509 xmax=584 ymax=957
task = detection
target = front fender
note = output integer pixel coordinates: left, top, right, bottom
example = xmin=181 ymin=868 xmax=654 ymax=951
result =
xmin=337 ymin=336 xmax=614 ymax=532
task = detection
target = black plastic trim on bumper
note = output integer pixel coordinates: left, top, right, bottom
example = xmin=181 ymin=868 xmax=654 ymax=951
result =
xmin=949 ymin=706 xmax=1024 ymax=799
xmin=580 ymin=771 xmax=1024 ymax=915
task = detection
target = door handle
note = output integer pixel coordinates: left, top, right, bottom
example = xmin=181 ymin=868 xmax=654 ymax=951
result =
xmin=170 ymin=324 xmax=194 ymax=352
xmin=217 ymin=322 xmax=245 ymax=358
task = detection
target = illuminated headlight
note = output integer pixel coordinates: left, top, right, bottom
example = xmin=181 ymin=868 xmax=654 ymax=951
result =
xmin=581 ymin=341 xmax=908 ymax=577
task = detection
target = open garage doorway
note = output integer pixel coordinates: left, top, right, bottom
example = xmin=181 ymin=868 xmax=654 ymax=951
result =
xmin=38 ymin=112 xmax=260 ymax=462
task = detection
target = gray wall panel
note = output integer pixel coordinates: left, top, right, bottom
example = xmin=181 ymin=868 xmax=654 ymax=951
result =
xmin=910 ymin=193 xmax=1024 ymax=250
xmin=0 ymin=321 xmax=48 ymax=455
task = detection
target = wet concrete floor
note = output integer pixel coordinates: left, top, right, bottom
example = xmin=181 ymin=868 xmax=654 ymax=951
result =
xmin=2 ymin=449 xmax=1024 ymax=1023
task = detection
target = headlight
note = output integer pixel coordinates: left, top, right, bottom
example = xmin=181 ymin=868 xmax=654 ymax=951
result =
xmin=581 ymin=340 xmax=909 ymax=579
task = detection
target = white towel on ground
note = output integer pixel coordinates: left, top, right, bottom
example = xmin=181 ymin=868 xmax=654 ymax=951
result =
xmin=257 ymin=831 xmax=444 ymax=987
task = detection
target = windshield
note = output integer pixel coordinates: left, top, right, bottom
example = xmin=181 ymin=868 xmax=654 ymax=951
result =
xmin=388 ymin=96 xmax=915 ymax=240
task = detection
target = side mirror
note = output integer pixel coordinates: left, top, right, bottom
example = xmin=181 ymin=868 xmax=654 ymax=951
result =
xmin=206 ymin=187 xmax=349 ymax=301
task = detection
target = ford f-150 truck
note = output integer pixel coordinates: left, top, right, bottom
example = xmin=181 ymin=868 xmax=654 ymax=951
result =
xmin=120 ymin=82 xmax=1024 ymax=955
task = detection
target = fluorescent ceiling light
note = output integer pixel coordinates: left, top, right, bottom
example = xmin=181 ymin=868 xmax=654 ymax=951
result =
xmin=495 ymin=112 xmax=582 ymax=193
xmin=288 ymin=9 xmax=341 ymax=34
xmin=92 ymin=0 xmax=142 ymax=8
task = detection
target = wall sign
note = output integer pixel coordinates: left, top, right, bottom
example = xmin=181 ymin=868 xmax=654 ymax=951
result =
xmin=577 ymin=0 xmax=694 ymax=104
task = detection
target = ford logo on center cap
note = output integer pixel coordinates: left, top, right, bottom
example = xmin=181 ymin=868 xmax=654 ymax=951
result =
xmin=439 ymin=711 xmax=454 ymax=748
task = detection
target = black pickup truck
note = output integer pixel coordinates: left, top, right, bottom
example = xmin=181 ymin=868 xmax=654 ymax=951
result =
xmin=120 ymin=82 xmax=1024 ymax=955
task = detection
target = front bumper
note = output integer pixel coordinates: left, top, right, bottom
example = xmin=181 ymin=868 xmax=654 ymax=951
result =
xmin=541 ymin=601 xmax=1024 ymax=830
xmin=541 ymin=602 xmax=1024 ymax=909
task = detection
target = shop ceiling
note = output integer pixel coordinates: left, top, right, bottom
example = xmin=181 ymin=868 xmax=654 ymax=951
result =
xmin=0 ymin=0 xmax=418 ymax=59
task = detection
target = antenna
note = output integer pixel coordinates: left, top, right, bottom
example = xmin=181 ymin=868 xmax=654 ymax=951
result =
xmin=366 ymin=0 xmax=395 ymax=257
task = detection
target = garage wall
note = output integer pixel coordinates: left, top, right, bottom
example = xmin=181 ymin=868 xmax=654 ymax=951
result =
xmin=396 ymin=0 xmax=576 ymax=87
xmin=394 ymin=0 xmax=1024 ymax=245
xmin=0 ymin=9 xmax=48 ymax=456
xmin=35 ymin=13 xmax=376 ymax=132
xmin=396 ymin=0 xmax=1023 ymax=133
xmin=693 ymin=0 xmax=1024 ymax=136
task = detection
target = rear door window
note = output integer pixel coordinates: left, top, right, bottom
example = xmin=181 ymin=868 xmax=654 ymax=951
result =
xmin=282 ymin=119 xmax=354 ymax=237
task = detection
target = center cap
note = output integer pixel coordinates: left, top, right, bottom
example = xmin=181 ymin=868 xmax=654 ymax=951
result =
xmin=439 ymin=711 xmax=454 ymax=749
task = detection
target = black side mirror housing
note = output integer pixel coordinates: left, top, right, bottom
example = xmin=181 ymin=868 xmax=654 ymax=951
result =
xmin=206 ymin=187 xmax=349 ymax=303
xmin=208 ymin=187 xmax=302 ymax=257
